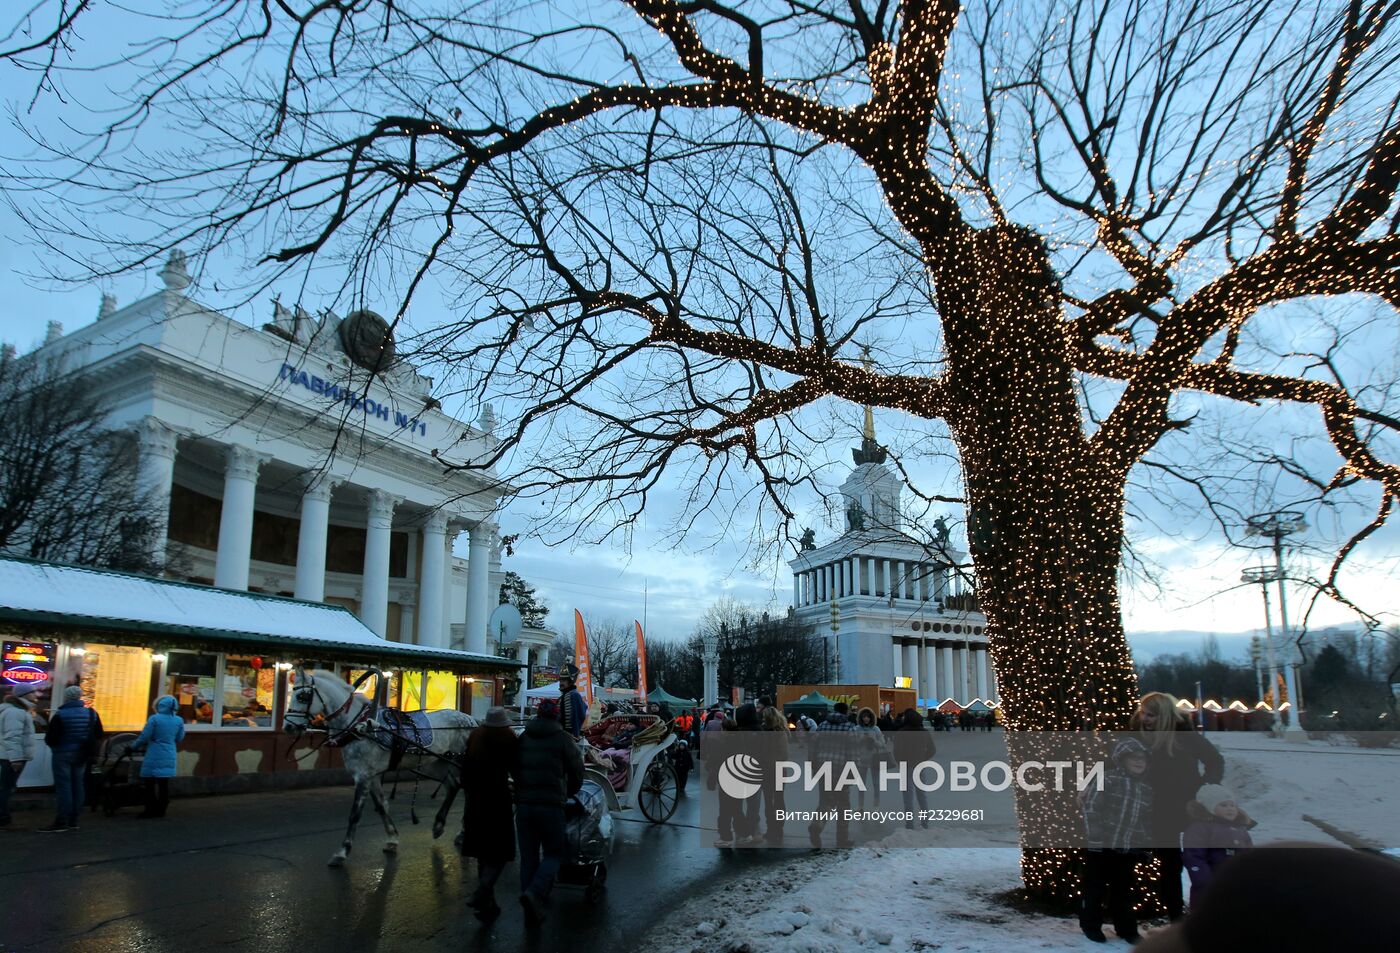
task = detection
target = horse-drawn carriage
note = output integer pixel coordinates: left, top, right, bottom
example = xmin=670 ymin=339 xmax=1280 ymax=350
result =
xmin=578 ymin=712 xmax=682 ymax=824
xmin=281 ymin=668 xmax=680 ymax=878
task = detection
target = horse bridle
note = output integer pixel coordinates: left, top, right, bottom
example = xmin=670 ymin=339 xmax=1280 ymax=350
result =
xmin=286 ymin=670 xmax=378 ymax=749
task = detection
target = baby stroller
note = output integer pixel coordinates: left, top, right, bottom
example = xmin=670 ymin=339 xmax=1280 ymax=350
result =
xmin=90 ymin=733 xmax=146 ymax=817
xmin=556 ymin=777 xmax=614 ymax=903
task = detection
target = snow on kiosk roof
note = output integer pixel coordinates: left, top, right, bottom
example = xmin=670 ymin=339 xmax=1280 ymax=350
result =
xmin=0 ymin=556 xmax=519 ymax=671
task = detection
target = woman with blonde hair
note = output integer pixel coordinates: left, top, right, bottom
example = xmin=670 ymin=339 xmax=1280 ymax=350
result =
xmin=1130 ymin=691 xmax=1225 ymax=920
xmin=760 ymin=705 xmax=790 ymax=845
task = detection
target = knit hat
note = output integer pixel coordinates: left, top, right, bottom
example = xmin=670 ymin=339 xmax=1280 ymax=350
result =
xmin=1195 ymin=784 xmax=1237 ymax=811
xmin=63 ymin=685 xmax=83 ymax=702
xmin=483 ymin=706 xmax=511 ymax=728
xmin=1111 ymin=737 xmax=1148 ymax=765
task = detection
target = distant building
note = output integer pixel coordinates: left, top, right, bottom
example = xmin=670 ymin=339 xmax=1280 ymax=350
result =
xmin=788 ymin=403 xmax=995 ymax=705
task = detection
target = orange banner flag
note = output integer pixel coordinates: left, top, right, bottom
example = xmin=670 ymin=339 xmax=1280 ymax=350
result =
xmin=573 ymin=609 xmax=594 ymax=706
xmin=635 ymin=620 xmax=649 ymax=706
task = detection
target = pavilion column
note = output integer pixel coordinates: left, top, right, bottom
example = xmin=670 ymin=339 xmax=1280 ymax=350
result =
xmin=883 ymin=560 xmax=892 ymax=599
xmin=417 ymin=511 xmax=448 ymax=647
xmin=214 ymin=444 xmax=267 ymax=590
xmin=359 ymin=489 xmax=399 ymax=637
xmin=464 ymin=521 xmax=494 ymax=654
xmin=986 ymin=652 xmax=999 ymax=702
xmin=974 ymin=648 xmax=990 ymax=700
xmin=398 ymin=594 xmax=417 ymax=644
xmin=956 ymin=645 xmax=971 ymax=702
xmin=293 ymin=472 xmax=337 ymax=601
xmin=922 ymin=644 xmax=938 ymax=702
xmin=793 ymin=574 xmax=801 ymax=608
xmin=891 ymin=641 xmax=904 ymax=686
xmin=443 ymin=521 xmax=464 ymax=646
xmin=939 ymin=644 xmax=954 ymax=699
xmin=515 ymin=641 xmax=531 ymax=706
xmin=902 ymin=643 xmax=919 ymax=693
xmin=133 ymin=417 xmax=179 ymax=571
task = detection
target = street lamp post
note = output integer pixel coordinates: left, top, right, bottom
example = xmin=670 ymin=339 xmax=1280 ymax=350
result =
xmin=1242 ymin=566 xmax=1284 ymax=733
xmin=829 ymin=598 xmax=842 ymax=685
xmin=1249 ymin=635 xmax=1265 ymax=706
xmin=701 ymin=629 xmax=720 ymax=708
xmin=1246 ymin=511 xmax=1307 ymax=730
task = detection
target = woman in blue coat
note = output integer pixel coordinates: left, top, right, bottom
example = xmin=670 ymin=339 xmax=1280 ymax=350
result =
xmin=131 ymin=695 xmax=185 ymax=818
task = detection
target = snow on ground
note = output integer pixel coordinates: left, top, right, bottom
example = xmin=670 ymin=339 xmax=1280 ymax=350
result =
xmin=642 ymin=736 xmax=1399 ymax=952
xmin=1205 ymin=732 xmax=1400 ymax=847
xmin=644 ymin=845 xmax=1118 ymax=953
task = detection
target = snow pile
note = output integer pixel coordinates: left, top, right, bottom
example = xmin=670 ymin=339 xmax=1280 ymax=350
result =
xmin=654 ymin=847 xmax=1109 ymax=953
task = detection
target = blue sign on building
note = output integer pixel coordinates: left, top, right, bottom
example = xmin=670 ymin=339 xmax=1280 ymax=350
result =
xmin=278 ymin=363 xmax=428 ymax=437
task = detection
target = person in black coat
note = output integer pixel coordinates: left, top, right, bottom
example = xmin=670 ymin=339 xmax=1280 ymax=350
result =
xmin=896 ymin=708 xmax=936 ymax=828
xmin=515 ymin=698 xmax=584 ymax=923
xmin=460 ymin=707 xmax=520 ymax=921
xmin=1130 ymin=692 xmax=1225 ymax=920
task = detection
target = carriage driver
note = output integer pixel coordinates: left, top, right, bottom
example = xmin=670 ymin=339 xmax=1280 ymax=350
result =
xmin=558 ymin=665 xmax=589 ymax=739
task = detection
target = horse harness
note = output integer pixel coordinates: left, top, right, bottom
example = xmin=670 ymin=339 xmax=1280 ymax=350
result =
xmin=289 ymin=670 xmax=448 ymax=770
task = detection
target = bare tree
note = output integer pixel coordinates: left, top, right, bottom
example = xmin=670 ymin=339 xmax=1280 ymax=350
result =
xmin=692 ymin=596 xmax=824 ymax=698
xmin=584 ymin=616 xmax=635 ymax=690
xmin=643 ymin=637 xmax=703 ymax=701
xmin=6 ymin=0 xmax=1400 ymax=895
xmin=0 ymin=350 xmax=163 ymax=573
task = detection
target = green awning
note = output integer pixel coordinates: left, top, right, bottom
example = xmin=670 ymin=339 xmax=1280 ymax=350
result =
xmin=784 ymin=691 xmax=837 ymax=712
xmin=646 ymin=684 xmax=699 ymax=709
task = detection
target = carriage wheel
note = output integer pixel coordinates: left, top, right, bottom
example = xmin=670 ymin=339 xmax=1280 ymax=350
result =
xmin=637 ymin=760 xmax=679 ymax=823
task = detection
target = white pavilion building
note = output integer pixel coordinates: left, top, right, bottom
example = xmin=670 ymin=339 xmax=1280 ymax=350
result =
xmin=788 ymin=410 xmax=996 ymax=706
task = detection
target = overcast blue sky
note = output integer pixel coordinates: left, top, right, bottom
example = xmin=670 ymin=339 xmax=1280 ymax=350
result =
xmin=3 ymin=1 xmax=1396 ymax=660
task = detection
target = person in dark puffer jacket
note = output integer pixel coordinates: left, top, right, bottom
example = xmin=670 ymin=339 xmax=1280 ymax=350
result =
xmin=1134 ymin=845 xmax=1400 ymax=953
xmin=42 ymin=685 xmax=104 ymax=832
xmin=514 ymin=698 xmax=583 ymax=924
xmin=1182 ymin=784 xmax=1254 ymax=906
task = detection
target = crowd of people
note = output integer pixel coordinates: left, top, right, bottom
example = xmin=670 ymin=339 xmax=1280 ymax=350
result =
xmin=0 ymin=683 xmax=187 ymax=831
xmin=10 ymin=671 xmax=1396 ymax=949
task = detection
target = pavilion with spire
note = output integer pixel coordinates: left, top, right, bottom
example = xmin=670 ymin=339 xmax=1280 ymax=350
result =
xmin=787 ymin=388 xmax=995 ymax=706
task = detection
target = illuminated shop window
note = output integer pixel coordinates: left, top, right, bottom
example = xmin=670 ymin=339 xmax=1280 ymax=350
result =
xmin=424 ymin=670 xmax=458 ymax=710
xmin=79 ymin=643 xmax=152 ymax=732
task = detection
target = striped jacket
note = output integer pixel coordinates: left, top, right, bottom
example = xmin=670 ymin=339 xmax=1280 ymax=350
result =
xmin=1083 ymin=769 xmax=1154 ymax=851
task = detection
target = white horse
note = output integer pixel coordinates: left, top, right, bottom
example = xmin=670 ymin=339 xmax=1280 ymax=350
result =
xmin=283 ymin=667 xmax=478 ymax=866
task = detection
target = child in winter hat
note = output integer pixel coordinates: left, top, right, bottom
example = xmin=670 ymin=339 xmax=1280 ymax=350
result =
xmin=1078 ymin=737 xmax=1153 ymax=944
xmin=1183 ymin=784 xmax=1255 ymax=905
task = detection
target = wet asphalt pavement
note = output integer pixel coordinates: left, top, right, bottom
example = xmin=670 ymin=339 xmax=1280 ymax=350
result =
xmin=0 ymin=770 xmax=788 ymax=953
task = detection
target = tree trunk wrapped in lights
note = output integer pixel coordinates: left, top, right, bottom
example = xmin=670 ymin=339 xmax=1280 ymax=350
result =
xmin=8 ymin=0 xmax=1400 ymax=901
